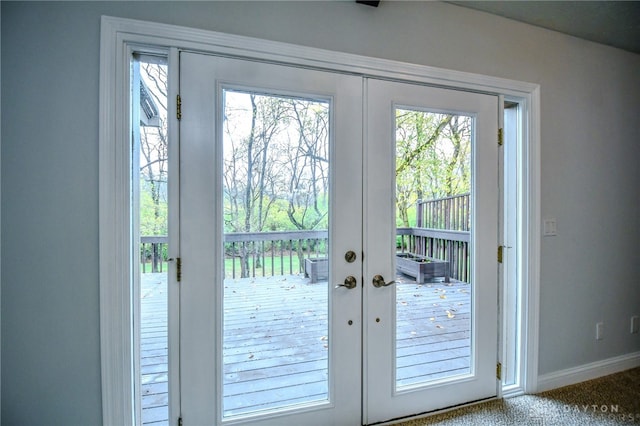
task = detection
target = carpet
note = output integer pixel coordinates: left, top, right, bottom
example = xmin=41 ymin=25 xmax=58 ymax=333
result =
xmin=391 ymin=367 xmax=640 ymax=425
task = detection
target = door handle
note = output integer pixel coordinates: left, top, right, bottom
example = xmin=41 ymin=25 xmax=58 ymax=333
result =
xmin=335 ymin=275 xmax=357 ymax=289
xmin=372 ymin=274 xmax=395 ymax=288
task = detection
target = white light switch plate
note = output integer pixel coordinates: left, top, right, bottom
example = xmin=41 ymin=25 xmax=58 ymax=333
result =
xmin=596 ymin=322 xmax=604 ymax=340
xmin=543 ymin=218 xmax=557 ymax=236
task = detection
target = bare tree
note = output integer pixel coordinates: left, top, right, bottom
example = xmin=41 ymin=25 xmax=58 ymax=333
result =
xmin=223 ymin=92 xmax=330 ymax=276
xmin=395 ymin=110 xmax=471 ymax=228
xmin=285 ymin=99 xmax=329 ymax=231
xmin=223 ymin=93 xmax=289 ymax=277
xmin=139 ymin=61 xmax=168 ymax=272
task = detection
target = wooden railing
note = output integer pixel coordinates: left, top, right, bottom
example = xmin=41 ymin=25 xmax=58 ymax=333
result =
xmin=141 ymin=197 xmax=472 ymax=279
xmin=141 ymin=228 xmax=470 ymax=282
xmin=139 ymin=231 xmax=329 ymax=278
xmin=397 ymin=227 xmax=470 ymax=282
xmin=140 ymin=236 xmax=168 ymax=273
xmin=224 ymin=230 xmax=328 ymax=278
xmin=417 ymin=193 xmax=470 ymax=231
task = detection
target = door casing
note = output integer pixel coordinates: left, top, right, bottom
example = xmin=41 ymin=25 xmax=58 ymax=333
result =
xmin=98 ymin=16 xmax=541 ymax=426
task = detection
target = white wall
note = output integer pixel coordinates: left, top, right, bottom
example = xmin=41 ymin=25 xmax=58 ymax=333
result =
xmin=2 ymin=1 xmax=639 ymax=424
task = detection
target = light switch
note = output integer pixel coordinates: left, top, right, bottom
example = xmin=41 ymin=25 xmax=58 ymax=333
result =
xmin=543 ymin=218 xmax=557 ymax=236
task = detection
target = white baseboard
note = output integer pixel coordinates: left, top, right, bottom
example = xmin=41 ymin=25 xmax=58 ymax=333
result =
xmin=537 ymin=351 xmax=640 ymax=393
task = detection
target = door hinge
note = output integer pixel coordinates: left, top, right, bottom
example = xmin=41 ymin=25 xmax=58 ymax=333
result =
xmin=497 ymin=245 xmax=503 ymax=263
xmin=176 ymin=257 xmax=182 ymax=282
xmin=178 ymin=417 xmax=183 ymax=426
xmin=498 ymin=128 xmax=504 ymax=146
xmin=177 ymin=94 xmax=182 ymax=120
xmin=496 ymin=362 xmax=502 ymax=380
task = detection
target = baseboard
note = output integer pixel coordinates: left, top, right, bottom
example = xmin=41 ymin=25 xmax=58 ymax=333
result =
xmin=537 ymin=351 xmax=640 ymax=393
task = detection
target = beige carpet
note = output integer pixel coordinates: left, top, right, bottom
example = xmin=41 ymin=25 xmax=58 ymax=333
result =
xmin=391 ymin=368 xmax=640 ymax=425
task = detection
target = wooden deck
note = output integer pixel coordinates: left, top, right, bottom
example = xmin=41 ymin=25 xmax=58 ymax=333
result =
xmin=140 ymin=273 xmax=169 ymax=425
xmin=140 ymin=273 xmax=470 ymax=425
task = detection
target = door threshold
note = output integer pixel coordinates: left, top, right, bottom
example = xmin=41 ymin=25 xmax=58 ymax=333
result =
xmin=370 ymin=395 xmax=499 ymax=426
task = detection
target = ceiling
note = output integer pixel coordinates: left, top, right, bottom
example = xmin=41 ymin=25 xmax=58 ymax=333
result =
xmin=448 ymin=1 xmax=640 ymax=54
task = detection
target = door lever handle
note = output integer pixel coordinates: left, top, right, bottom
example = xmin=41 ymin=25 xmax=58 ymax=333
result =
xmin=372 ymin=274 xmax=395 ymax=288
xmin=335 ymin=276 xmax=357 ymax=289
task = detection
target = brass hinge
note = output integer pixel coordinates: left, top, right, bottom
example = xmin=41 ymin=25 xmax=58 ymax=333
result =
xmin=178 ymin=417 xmax=183 ymax=426
xmin=176 ymin=257 xmax=182 ymax=282
xmin=496 ymin=362 xmax=502 ymax=380
xmin=497 ymin=245 xmax=503 ymax=263
xmin=177 ymin=94 xmax=182 ymax=120
xmin=498 ymin=128 xmax=504 ymax=146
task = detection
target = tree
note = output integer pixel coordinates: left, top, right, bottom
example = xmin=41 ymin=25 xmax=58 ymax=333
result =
xmin=395 ymin=109 xmax=471 ymax=227
xmin=284 ymin=99 xmax=329 ymax=231
xmin=222 ymin=92 xmax=330 ymax=276
xmin=139 ymin=61 xmax=168 ymax=272
xmin=223 ymin=92 xmax=290 ymax=277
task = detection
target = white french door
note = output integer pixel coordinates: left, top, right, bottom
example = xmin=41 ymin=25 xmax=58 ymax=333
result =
xmin=178 ymin=52 xmax=498 ymax=425
xmin=364 ymin=79 xmax=498 ymax=423
xmin=179 ymin=52 xmax=363 ymax=425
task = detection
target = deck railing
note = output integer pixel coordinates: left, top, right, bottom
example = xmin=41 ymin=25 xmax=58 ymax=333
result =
xmin=140 ymin=231 xmax=329 ymax=278
xmin=396 ymin=227 xmax=470 ymax=282
xmin=417 ymin=193 xmax=470 ymax=231
xmin=142 ymin=227 xmax=470 ymax=282
xmin=224 ymin=230 xmax=328 ymax=278
xmin=140 ymin=236 xmax=168 ymax=273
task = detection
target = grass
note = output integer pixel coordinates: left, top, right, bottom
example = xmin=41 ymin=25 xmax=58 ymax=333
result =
xmin=140 ymin=261 xmax=169 ymax=273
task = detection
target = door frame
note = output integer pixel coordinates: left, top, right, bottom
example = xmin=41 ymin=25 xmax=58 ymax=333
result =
xmin=99 ymin=16 xmax=541 ymax=425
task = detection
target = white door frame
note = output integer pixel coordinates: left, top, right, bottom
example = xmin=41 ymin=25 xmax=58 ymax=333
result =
xmin=99 ymin=15 xmax=540 ymax=426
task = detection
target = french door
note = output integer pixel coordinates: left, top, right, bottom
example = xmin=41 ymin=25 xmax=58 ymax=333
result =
xmin=178 ymin=52 xmax=498 ymax=425
xmin=364 ymin=80 xmax=498 ymax=423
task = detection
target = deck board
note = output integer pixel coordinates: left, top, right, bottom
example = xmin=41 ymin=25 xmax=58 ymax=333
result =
xmin=139 ymin=272 xmax=470 ymax=424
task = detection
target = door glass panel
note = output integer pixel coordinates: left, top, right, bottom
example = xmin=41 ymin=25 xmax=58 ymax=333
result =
xmin=222 ymin=90 xmax=330 ymax=417
xmin=133 ymin=55 xmax=170 ymax=425
xmin=394 ymin=108 xmax=473 ymax=389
